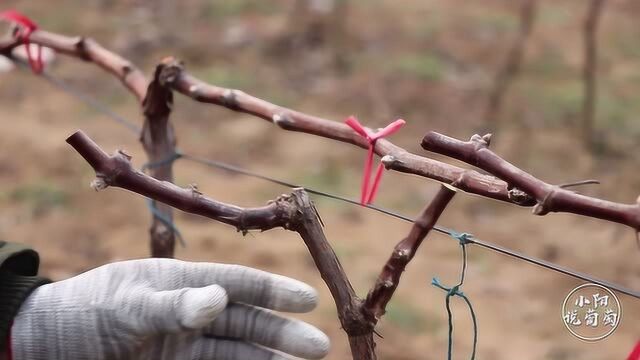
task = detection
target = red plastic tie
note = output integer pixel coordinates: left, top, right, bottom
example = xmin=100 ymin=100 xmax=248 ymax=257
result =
xmin=345 ymin=116 xmax=405 ymax=205
xmin=0 ymin=10 xmax=43 ymax=74
xmin=628 ymin=340 xmax=640 ymax=360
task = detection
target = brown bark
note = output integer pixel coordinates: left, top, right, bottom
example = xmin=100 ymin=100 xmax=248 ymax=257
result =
xmin=0 ymin=29 xmax=536 ymax=207
xmin=0 ymin=29 xmax=183 ymax=257
xmin=67 ymin=131 xmax=467 ymax=359
xmin=140 ymin=58 xmax=178 ymax=257
xmin=292 ymin=189 xmax=376 ymax=360
xmin=5 ymin=23 xmax=639 ymax=357
xmin=27 ymin=30 xmax=147 ymax=102
xmin=422 ymin=132 xmax=640 ymax=231
xmin=364 ymin=185 xmax=456 ymax=321
xmin=156 ymin=60 xmax=535 ymax=207
xmin=67 ymin=131 xmax=302 ymax=232
xmin=4 ymin=21 xmax=635 ymax=230
xmin=7 ymin=26 xmax=635 ymax=233
xmin=66 ymin=130 xmax=379 ymax=359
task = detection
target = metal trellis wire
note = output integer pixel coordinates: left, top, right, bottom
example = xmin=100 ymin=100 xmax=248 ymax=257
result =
xmin=19 ymin=65 xmax=640 ymax=301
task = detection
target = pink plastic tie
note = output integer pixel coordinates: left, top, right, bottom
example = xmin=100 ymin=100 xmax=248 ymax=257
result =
xmin=628 ymin=341 xmax=640 ymax=360
xmin=345 ymin=116 xmax=405 ymax=205
xmin=0 ymin=10 xmax=43 ymax=74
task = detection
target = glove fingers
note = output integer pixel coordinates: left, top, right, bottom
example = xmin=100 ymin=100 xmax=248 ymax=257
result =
xmin=204 ymin=303 xmax=330 ymax=359
xmin=188 ymin=338 xmax=292 ymax=360
xmin=135 ymin=284 xmax=228 ymax=334
xmin=207 ymin=264 xmax=318 ymax=313
xmin=139 ymin=259 xmax=318 ymax=313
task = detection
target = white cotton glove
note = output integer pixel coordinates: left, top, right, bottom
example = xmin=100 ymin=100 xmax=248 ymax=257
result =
xmin=10 ymin=259 xmax=330 ymax=360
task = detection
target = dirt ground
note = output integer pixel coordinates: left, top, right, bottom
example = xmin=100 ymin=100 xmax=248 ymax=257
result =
xmin=1 ymin=1 xmax=640 ymax=359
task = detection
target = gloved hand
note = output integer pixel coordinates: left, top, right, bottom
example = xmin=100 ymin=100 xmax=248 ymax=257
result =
xmin=10 ymin=258 xmax=330 ymax=360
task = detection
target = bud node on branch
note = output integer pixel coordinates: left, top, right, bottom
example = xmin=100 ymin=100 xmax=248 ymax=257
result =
xmin=363 ymin=185 xmax=456 ymax=323
xmin=272 ymin=112 xmax=295 ymax=128
xmin=380 ymin=155 xmax=399 ymax=169
xmin=470 ymin=133 xmax=492 ymax=148
xmin=222 ymin=89 xmax=240 ymax=109
xmin=158 ymin=57 xmax=183 ymax=86
xmin=507 ymin=186 xmax=534 ymax=205
xmin=121 ymin=64 xmax=132 ymax=76
xmin=90 ymin=177 xmax=108 ymax=191
xmin=422 ymin=131 xmax=640 ymax=230
xmin=532 ymin=188 xmax=557 ymax=216
xmin=393 ymin=248 xmax=410 ymax=261
xmin=73 ymin=36 xmax=91 ymax=61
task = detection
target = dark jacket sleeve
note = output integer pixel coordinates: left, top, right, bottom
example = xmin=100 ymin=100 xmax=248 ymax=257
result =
xmin=0 ymin=241 xmax=50 ymax=351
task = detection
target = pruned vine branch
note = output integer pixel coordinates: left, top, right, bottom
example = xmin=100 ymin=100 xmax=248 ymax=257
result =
xmin=140 ymin=59 xmax=179 ymax=257
xmin=4 ymin=18 xmax=637 ymax=234
xmin=66 ymin=130 xmax=457 ymax=360
xmin=67 ymin=131 xmax=295 ymax=231
xmin=154 ymin=59 xmax=537 ymax=207
xmin=0 ymin=30 xmax=531 ymax=207
xmin=154 ymin=59 xmax=640 ymax=231
xmin=422 ymin=132 xmax=640 ymax=231
xmin=0 ymin=29 xmax=182 ymax=256
xmin=66 ymin=132 xmax=376 ymax=359
xmin=26 ymin=30 xmax=148 ymax=101
xmin=364 ymin=184 xmax=456 ymax=321
xmin=4 ymin=26 xmax=638 ymax=231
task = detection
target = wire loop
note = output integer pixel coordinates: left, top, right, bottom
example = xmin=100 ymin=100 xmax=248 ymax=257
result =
xmin=431 ymin=234 xmax=478 ymax=360
xmin=141 ymin=151 xmax=186 ymax=247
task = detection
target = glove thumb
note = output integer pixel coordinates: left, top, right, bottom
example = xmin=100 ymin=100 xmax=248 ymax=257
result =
xmin=134 ymin=284 xmax=228 ymax=334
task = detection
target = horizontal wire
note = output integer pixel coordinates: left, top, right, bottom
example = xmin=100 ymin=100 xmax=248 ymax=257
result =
xmin=41 ymin=71 xmax=141 ymax=134
xmin=24 ymin=65 xmax=640 ymax=300
xmin=468 ymin=237 xmax=640 ymax=299
xmin=179 ymin=153 xmax=413 ymax=222
xmin=182 ymin=154 xmax=640 ymax=299
xmin=14 ymin=61 xmax=142 ymax=134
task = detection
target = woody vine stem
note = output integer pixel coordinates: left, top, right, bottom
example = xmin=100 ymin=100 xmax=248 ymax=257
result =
xmin=67 ymin=130 xmax=456 ymax=360
xmin=3 ymin=21 xmax=640 ymax=359
xmin=2 ymin=27 xmax=640 ymax=230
